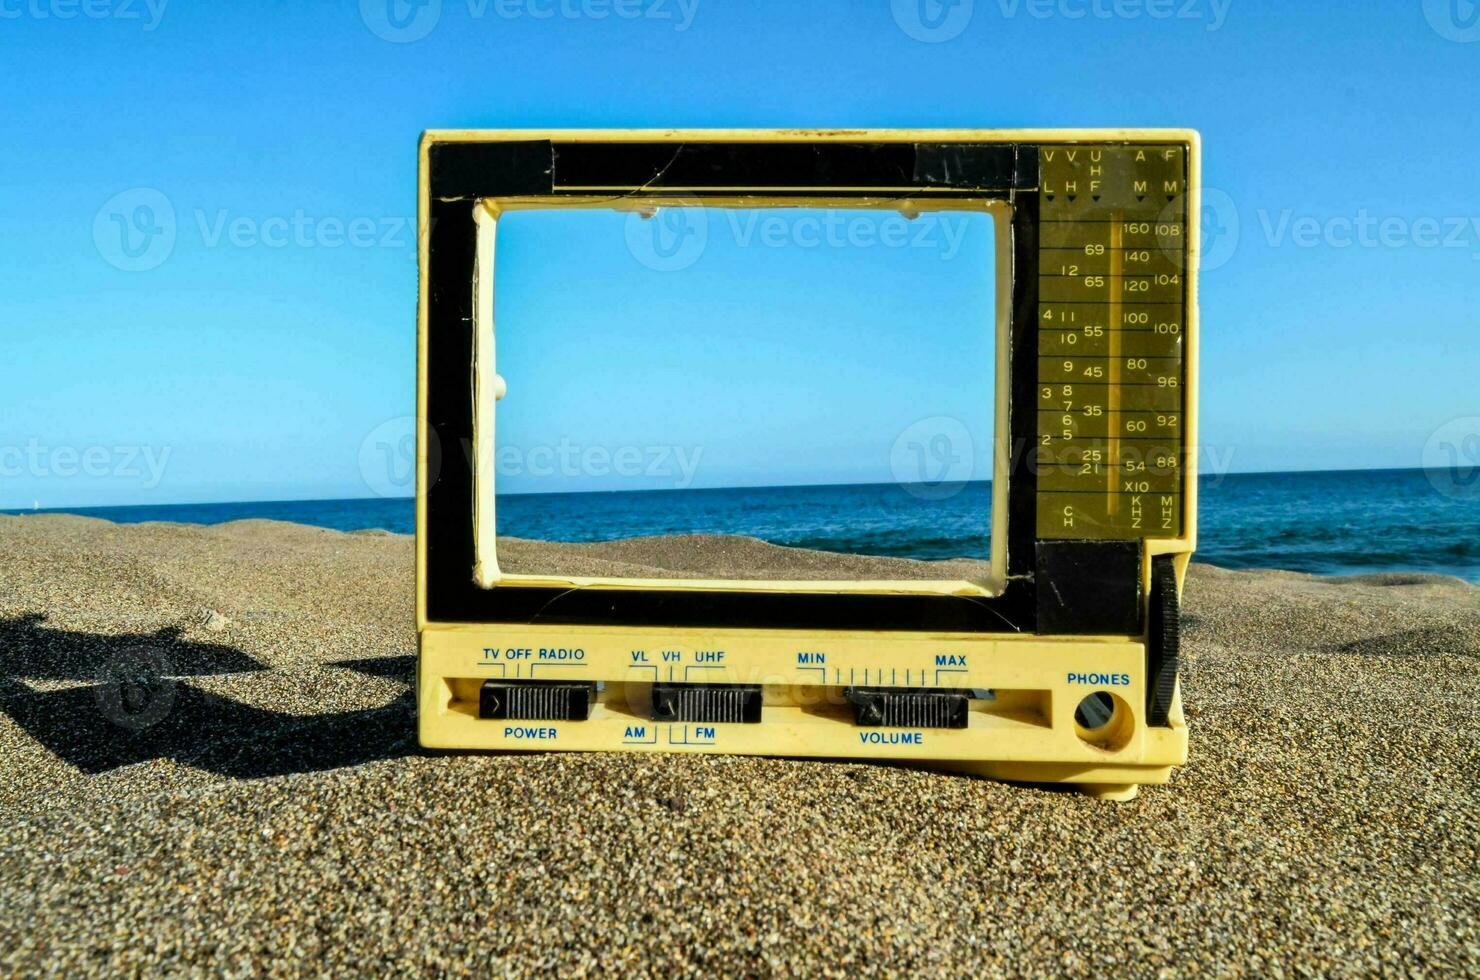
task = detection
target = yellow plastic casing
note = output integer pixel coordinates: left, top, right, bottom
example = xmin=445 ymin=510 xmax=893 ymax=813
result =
xmin=415 ymin=130 xmax=1198 ymax=800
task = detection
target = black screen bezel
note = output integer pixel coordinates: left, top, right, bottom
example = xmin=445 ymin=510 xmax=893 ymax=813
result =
xmin=421 ymin=137 xmax=1141 ymax=634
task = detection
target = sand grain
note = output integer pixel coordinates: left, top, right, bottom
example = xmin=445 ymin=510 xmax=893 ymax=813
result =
xmin=0 ymin=515 xmax=1476 ymax=975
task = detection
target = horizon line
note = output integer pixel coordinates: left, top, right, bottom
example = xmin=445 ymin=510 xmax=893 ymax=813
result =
xmin=0 ymin=466 xmax=1446 ymax=514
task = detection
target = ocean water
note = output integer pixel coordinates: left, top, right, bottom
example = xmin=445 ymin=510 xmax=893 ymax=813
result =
xmin=7 ymin=469 xmax=1476 ymax=582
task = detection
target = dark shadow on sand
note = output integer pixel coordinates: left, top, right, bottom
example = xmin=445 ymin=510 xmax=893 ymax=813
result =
xmin=0 ymin=613 xmax=416 ymax=778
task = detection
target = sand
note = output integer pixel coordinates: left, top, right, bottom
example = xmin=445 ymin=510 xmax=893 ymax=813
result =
xmin=498 ymin=533 xmax=995 ymax=580
xmin=0 ymin=514 xmax=1476 ymax=975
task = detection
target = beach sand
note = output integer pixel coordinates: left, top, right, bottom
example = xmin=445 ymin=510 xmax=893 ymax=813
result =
xmin=497 ymin=533 xmax=995 ymax=580
xmin=0 ymin=515 xmax=1476 ymax=975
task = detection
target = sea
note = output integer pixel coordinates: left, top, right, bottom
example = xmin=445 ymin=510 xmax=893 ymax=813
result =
xmin=6 ymin=469 xmax=1477 ymax=582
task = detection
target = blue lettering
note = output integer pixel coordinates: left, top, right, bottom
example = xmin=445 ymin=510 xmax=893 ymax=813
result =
xmin=858 ymin=731 xmax=923 ymax=745
xmin=504 ymin=726 xmax=557 ymax=739
xmin=1066 ymin=672 xmax=1132 ymax=686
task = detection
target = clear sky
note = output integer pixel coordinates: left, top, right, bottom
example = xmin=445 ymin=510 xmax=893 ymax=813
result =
xmin=495 ymin=208 xmax=996 ymax=492
xmin=1 ymin=0 xmax=1476 ymax=506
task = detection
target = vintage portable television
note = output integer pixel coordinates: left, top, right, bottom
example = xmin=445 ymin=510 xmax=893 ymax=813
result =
xmin=416 ymin=129 xmax=1198 ymax=800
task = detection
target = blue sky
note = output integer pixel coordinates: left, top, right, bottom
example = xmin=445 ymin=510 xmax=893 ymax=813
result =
xmin=495 ymin=208 xmax=996 ymax=492
xmin=1 ymin=0 xmax=1476 ymax=506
